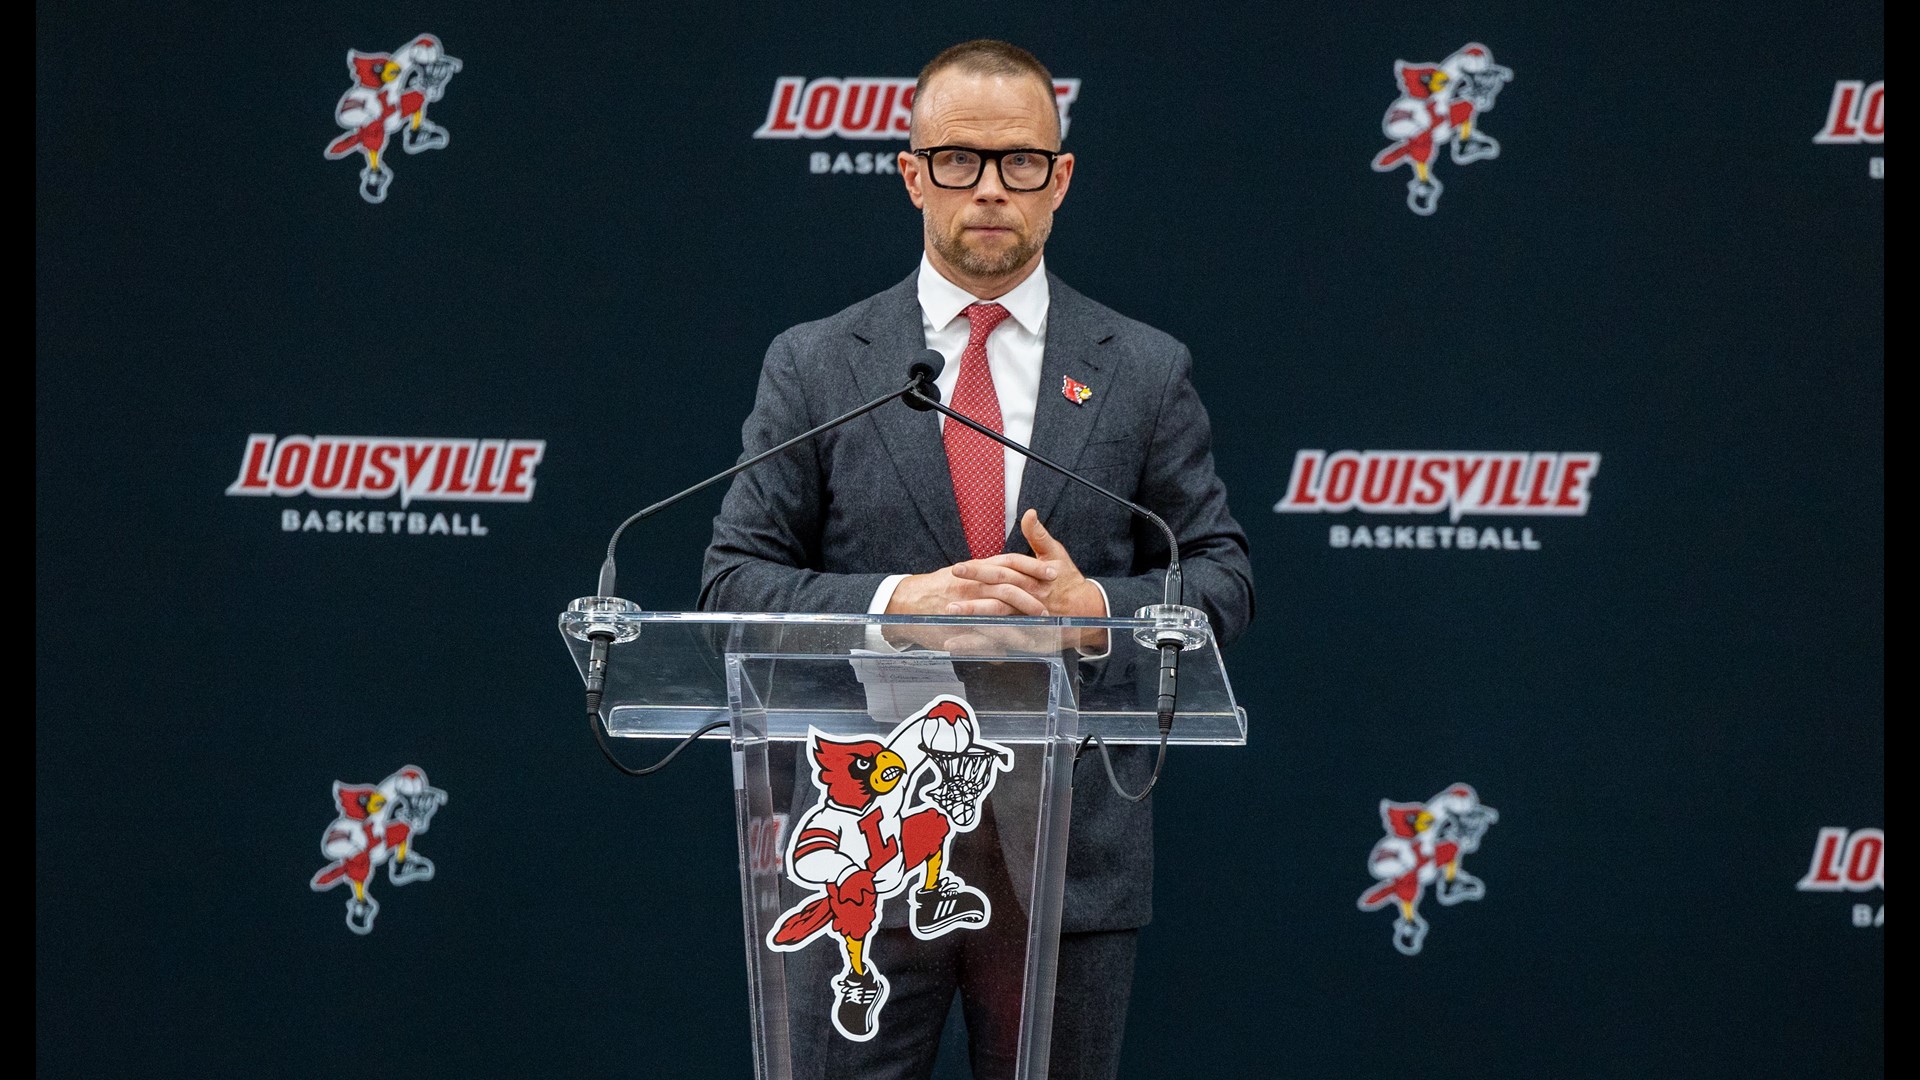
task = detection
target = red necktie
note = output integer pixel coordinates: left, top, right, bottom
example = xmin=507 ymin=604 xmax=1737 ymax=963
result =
xmin=944 ymin=302 xmax=1013 ymax=560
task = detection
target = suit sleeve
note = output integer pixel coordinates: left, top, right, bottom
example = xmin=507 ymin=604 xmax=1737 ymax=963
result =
xmin=698 ymin=334 xmax=892 ymax=613
xmin=1090 ymin=344 xmax=1255 ymax=646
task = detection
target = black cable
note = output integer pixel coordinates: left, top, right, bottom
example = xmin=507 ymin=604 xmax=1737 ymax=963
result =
xmin=588 ymin=707 xmax=729 ymax=778
xmin=1073 ymin=725 xmax=1170 ymax=802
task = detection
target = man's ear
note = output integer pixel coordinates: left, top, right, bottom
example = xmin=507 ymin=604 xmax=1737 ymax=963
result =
xmin=1049 ymin=152 xmax=1075 ymax=212
xmin=900 ymin=151 xmax=927 ymax=208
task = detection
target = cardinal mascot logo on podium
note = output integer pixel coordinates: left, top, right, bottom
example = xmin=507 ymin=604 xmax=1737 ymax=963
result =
xmin=1357 ymin=783 xmax=1498 ymax=954
xmin=768 ymin=695 xmax=1013 ymax=1041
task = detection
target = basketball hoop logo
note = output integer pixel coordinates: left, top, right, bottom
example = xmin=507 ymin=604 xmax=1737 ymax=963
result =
xmin=918 ymin=699 xmax=1005 ymax=827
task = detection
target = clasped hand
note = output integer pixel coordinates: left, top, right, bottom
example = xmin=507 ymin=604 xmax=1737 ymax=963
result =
xmin=884 ymin=511 xmax=1109 ymax=654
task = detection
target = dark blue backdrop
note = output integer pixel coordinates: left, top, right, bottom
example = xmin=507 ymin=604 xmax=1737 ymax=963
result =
xmin=37 ymin=3 xmax=1881 ymax=1077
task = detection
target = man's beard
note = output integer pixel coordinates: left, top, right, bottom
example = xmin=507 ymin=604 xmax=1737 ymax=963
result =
xmin=927 ymin=211 xmax=1050 ymax=279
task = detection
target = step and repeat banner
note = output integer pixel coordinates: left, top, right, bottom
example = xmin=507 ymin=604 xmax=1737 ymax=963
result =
xmin=37 ymin=3 xmax=1881 ymax=1077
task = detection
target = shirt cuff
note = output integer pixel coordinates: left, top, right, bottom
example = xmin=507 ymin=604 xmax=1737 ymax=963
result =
xmin=869 ymin=575 xmax=909 ymax=615
xmin=864 ymin=575 xmax=911 ymax=653
xmin=1078 ymin=579 xmax=1113 ymax=661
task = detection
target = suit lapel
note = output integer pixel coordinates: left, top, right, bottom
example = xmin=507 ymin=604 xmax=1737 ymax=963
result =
xmin=848 ymin=271 xmax=972 ymax=566
xmin=1008 ymin=274 xmax=1116 ymax=551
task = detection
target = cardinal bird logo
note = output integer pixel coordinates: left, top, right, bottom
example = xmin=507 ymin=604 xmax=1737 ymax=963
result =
xmin=323 ymin=34 xmax=462 ymax=203
xmin=1357 ymin=784 xmax=1498 ymax=954
xmin=766 ymin=696 xmax=1012 ymax=1041
xmin=1371 ymin=43 xmax=1512 ymax=215
xmin=309 ymin=765 xmax=447 ymax=933
xmin=1062 ymin=376 xmax=1093 ymax=406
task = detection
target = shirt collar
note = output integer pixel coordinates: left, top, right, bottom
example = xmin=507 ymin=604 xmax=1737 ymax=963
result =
xmin=917 ymin=253 xmax=1050 ymax=336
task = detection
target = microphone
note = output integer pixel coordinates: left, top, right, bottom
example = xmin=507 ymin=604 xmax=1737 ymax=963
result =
xmin=575 ymin=352 xmax=944 ymax=776
xmin=903 ymin=349 xmax=944 ymax=412
xmin=902 ymin=377 xmax=1202 ymax=802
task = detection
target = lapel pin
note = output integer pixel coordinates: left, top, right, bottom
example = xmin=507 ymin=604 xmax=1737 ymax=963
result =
xmin=1062 ymin=376 xmax=1093 ymax=406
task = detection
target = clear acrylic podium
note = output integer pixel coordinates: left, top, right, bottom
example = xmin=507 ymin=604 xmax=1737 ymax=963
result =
xmin=561 ymin=607 xmax=1244 ymax=1080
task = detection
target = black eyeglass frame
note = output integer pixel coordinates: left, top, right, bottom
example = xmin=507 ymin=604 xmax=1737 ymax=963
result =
xmin=910 ymin=146 xmax=1062 ymax=191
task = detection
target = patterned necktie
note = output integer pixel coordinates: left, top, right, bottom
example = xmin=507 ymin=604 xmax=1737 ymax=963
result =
xmin=944 ymin=302 xmax=1013 ymax=560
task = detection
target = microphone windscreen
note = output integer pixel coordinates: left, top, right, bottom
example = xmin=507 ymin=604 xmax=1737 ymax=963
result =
xmin=908 ymin=347 xmax=946 ymax=383
xmin=904 ymin=348 xmax=945 ymax=411
xmin=910 ymin=349 xmax=948 ymax=382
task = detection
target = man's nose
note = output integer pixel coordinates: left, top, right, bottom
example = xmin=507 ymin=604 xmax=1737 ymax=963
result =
xmin=973 ymin=160 xmax=1011 ymax=202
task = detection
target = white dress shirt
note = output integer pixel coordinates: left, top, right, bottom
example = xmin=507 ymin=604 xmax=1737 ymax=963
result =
xmin=868 ymin=256 xmax=1109 ymax=624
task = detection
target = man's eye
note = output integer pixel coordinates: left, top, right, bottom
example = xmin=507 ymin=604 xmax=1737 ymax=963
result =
xmin=949 ymin=152 xmax=977 ymax=165
xmin=1006 ymin=154 xmax=1033 ymax=168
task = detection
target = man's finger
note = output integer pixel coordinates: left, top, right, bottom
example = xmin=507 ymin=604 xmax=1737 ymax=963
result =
xmin=977 ymin=553 xmax=1058 ymax=580
xmin=955 ymin=561 xmax=1052 ymax=594
xmin=943 ymin=632 xmax=1009 ymax=657
xmin=945 ymin=598 xmax=1025 ymax=617
xmin=986 ymin=582 xmax=1049 ymax=615
xmin=1021 ymin=509 xmax=1067 ymax=559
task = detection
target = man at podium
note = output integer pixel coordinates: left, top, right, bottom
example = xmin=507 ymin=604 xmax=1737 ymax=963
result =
xmin=702 ymin=38 xmax=1253 ymax=1080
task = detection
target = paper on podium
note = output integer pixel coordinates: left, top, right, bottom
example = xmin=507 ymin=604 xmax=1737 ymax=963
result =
xmin=849 ymin=648 xmax=966 ymax=726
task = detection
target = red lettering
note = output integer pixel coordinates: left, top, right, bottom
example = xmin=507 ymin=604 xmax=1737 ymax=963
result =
xmin=893 ymin=86 xmax=915 ymax=133
xmin=1815 ymin=81 xmax=1877 ymax=144
xmin=857 ymin=808 xmax=899 ymax=872
xmin=1845 ymin=832 xmax=1883 ymax=887
xmin=1282 ymin=451 xmax=1323 ymax=507
xmin=840 ymin=81 xmax=880 ymax=134
xmin=1525 ymin=454 xmax=1555 ymax=507
xmin=1392 ymin=455 xmax=1416 ymax=506
xmin=500 ymin=444 xmax=540 ymax=496
xmin=428 ymin=444 xmax=455 ymax=493
xmin=273 ymin=439 xmax=312 ymax=489
xmin=1556 ymin=456 xmax=1596 ymax=509
xmin=755 ymin=77 xmax=803 ymax=137
xmin=228 ymin=435 xmax=274 ymax=493
xmin=1496 ymin=457 xmax=1525 ymax=506
xmin=1360 ymin=457 xmax=1399 ymax=504
xmin=310 ymin=441 xmax=349 ymax=491
xmin=1412 ymin=459 xmax=1448 ymax=506
xmin=1828 ymin=83 xmax=1860 ymax=139
xmin=471 ymin=443 xmax=501 ymax=494
xmin=340 ymin=443 xmax=368 ymax=492
xmin=444 ymin=445 xmax=473 ymax=494
xmin=874 ymin=84 xmax=900 ymax=135
xmin=366 ymin=444 xmax=399 ymax=492
xmin=1451 ymin=456 xmax=1487 ymax=509
xmin=402 ymin=444 xmax=434 ymax=491
xmin=1798 ymin=827 xmax=1848 ymax=889
xmin=1323 ymin=455 xmax=1359 ymax=504
xmin=803 ymin=80 xmax=841 ymax=133
xmin=1862 ymin=82 xmax=1884 ymax=140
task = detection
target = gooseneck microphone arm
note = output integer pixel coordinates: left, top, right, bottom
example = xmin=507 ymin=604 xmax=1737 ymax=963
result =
xmin=902 ymin=382 xmax=1187 ymax=803
xmin=584 ymin=357 xmax=944 ymax=776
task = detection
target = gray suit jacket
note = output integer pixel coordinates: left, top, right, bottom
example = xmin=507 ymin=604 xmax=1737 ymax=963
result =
xmin=700 ymin=268 xmax=1253 ymax=931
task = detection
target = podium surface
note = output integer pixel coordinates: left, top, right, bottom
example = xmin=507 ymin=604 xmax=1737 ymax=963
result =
xmin=563 ymin=608 xmax=1244 ymax=1080
xmin=561 ymin=609 xmax=1246 ymax=745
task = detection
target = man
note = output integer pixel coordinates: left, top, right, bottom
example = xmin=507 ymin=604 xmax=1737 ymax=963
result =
xmin=701 ymin=40 xmax=1252 ymax=1080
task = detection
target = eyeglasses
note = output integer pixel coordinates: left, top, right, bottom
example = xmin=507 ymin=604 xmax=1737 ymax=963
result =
xmin=911 ymin=146 xmax=1060 ymax=192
